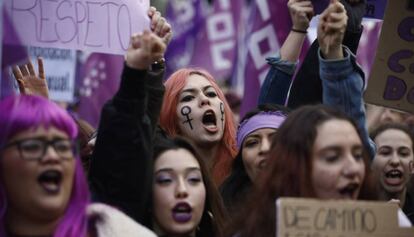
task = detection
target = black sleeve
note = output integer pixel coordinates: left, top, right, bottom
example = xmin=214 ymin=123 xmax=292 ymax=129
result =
xmin=88 ymin=64 xmax=153 ymax=224
xmin=146 ymin=66 xmax=165 ymax=134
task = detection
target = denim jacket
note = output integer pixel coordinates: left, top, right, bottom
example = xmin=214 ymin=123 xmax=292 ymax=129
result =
xmin=258 ymin=47 xmax=375 ymax=158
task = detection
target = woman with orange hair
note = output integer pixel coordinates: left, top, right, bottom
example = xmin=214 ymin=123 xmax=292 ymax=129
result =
xmin=159 ymin=69 xmax=237 ymax=185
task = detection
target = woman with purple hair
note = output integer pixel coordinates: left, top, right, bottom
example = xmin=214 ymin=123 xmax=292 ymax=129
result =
xmin=0 ymin=95 xmax=156 ymax=236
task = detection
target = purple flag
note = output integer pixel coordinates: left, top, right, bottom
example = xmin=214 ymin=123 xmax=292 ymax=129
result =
xmin=164 ymin=0 xmax=205 ymax=77
xmin=236 ymin=0 xmax=307 ymax=117
xmin=1 ymin=6 xmax=27 ymax=98
xmin=77 ymin=53 xmax=123 ymax=127
xmin=356 ymin=20 xmax=382 ymax=80
xmin=165 ymin=0 xmax=243 ymax=81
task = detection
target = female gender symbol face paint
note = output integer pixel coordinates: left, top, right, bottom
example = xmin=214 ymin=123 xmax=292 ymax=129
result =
xmin=181 ymin=106 xmax=194 ymax=130
xmin=176 ymin=74 xmax=226 ymax=145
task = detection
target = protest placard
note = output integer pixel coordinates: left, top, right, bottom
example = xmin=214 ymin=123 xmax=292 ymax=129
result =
xmin=364 ymin=0 xmax=414 ymax=113
xmin=277 ymin=198 xmax=414 ymax=237
xmin=28 ymin=47 xmax=76 ymax=102
xmin=3 ymin=0 xmax=150 ymax=55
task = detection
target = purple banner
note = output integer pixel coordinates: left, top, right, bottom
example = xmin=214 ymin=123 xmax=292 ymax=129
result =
xmin=77 ymin=53 xmax=123 ymax=127
xmin=236 ymin=0 xmax=297 ymax=117
xmin=1 ymin=6 xmax=27 ymax=98
xmin=165 ymin=0 xmax=243 ymax=81
xmin=3 ymin=0 xmax=150 ymax=55
xmin=356 ymin=20 xmax=382 ymax=80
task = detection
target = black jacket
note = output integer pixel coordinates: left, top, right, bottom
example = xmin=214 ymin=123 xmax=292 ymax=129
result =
xmin=88 ymin=64 xmax=165 ymax=224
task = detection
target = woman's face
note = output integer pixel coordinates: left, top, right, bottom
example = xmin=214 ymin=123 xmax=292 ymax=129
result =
xmin=372 ymin=129 xmax=414 ymax=195
xmin=242 ymin=128 xmax=276 ymax=182
xmin=1 ymin=126 xmax=76 ymax=222
xmin=153 ymin=148 xmax=206 ymax=236
xmin=311 ymin=119 xmax=365 ymax=200
xmin=176 ymin=74 xmax=225 ymax=146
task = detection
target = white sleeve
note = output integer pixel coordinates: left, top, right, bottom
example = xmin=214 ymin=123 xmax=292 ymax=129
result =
xmin=398 ymin=208 xmax=412 ymax=227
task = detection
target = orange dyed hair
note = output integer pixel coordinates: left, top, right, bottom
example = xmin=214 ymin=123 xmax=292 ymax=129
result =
xmin=159 ymin=68 xmax=237 ymax=185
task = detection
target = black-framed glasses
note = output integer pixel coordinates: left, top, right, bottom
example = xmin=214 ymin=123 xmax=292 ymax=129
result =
xmin=2 ymin=137 xmax=76 ymax=161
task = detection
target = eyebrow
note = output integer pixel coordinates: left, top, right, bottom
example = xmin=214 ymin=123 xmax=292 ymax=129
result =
xmin=181 ymin=85 xmax=214 ymax=94
xmin=319 ymin=145 xmax=363 ymax=153
xmin=155 ymin=167 xmax=201 ymax=174
xmin=247 ymin=131 xmax=276 ymax=138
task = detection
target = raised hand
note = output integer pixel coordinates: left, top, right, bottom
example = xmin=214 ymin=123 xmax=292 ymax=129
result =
xmin=125 ymin=31 xmax=167 ymax=70
xmin=317 ymin=0 xmax=348 ymax=59
xmin=12 ymin=57 xmax=49 ymax=99
xmin=288 ymin=0 xmax=314 ymax=32
xmin=148 ymin=7 xmax=173 ymax=46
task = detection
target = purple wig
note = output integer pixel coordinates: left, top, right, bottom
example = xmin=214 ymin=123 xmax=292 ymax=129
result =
xmin=0 ymin=95 xmax=90 ymax=237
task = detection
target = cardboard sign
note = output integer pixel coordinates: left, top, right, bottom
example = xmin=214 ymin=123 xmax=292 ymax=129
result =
xmin=364 ymin=0 xmax=414 ymax=113
xmin=28 ymin=46 xmax=76 ymax=102
xmin=3 ymin=0 xmax=150 ymax=55
xmin=277 ymin=198 xmax=414 ymax=237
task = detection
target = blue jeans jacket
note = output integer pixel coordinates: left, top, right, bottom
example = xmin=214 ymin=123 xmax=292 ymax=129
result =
xmin=258 ymin=47 xmax=375 ymax=158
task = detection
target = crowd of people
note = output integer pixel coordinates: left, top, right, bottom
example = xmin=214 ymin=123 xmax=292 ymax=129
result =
xmin=0 ymin=0 xmax=413 ymax=236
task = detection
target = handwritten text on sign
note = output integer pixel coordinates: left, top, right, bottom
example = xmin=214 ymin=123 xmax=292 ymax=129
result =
xmin=365 ymin=0 xmax=414 ymax=113
xmin=276 ymin=198 xmax=408 ymax=237
xmin=4 ymin=0 xmax=150 ymax=55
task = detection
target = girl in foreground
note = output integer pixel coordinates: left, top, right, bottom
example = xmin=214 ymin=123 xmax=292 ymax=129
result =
xmin=0 ymin=95 xmax=156 ymax=236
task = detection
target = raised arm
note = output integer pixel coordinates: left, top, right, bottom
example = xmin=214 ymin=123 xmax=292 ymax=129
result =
xmin=146 ymin=7 xmax=172 ymax=132
xmin=318 ymin=0 xmax=375 ymax=158
xmin=258 ymin=0 xmax=313 ymax=105
xmin=88 ymin=31 xmax=166 ymax=224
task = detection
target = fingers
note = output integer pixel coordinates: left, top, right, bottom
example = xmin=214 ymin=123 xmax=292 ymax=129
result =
xmin=27 ymin=60 xmax=36 ymax=76
xmin=130 ymin=34 xmax=141 ymax=49
xmin=148 ymin=6 xmax=156 ymax=17
xmin=19 ymin=65 xmax=30 ymax=77
xmin=154 ymin=17 xmax=166 ymax=35
xmin=16 ymin=79 xmax=26 ymax=94
xmin=141 ymin=30 xmax=152 ymax=54
xmin=12 ymin=65 xmax=23 ymax=80
xmin=37 ymin=57 xmax=45 ymax=80
xmin=150 ymin=10 xmax=161 ymax=31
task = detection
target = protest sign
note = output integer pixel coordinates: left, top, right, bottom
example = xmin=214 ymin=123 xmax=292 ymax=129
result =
xmin=364 ymin=0 xmax=414 ymax=113
xmin=3 ymin=0 xmax=150 ymax=55
xmin=28 ymin=47 xmax=76 ymax=102
xmin=277 ymin=198 xmax=414 ymax=237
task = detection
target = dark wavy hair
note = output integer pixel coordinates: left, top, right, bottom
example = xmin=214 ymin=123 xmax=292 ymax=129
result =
xmin=231 ymin=105 xmax=377 ymax=237
xmin=152 ymin=136 xmax=228 ymax=237
xmin=220 ymin=104 xmax=290 ymax=216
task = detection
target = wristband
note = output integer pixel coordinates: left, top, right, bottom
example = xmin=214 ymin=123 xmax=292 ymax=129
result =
xmin=291 ymin=28 xmax=307 ymax=34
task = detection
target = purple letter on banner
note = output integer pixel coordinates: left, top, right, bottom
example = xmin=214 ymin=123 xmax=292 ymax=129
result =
xmin=3 ymin=0 xmax=150 ymax=55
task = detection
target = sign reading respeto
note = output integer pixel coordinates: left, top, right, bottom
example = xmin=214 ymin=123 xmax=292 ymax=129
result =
xmin=3 ymin=0 xmax=150 ymax=55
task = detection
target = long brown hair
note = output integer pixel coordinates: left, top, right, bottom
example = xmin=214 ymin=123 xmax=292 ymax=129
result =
xmin=232 ymin=105 xmax=377 ymax=237
xmin=159 ymin=68 xmax=237 ymax=185
xmin=153 ymin=137 xmax=228 ymax=237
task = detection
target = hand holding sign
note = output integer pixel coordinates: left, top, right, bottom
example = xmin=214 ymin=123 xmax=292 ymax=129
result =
xmin=125 ymin=31 xmax=166 ymax=70
xmin=288 ymin=0 xmax=315 ymax=32
xmin=12 ymin=57 xmax=50 ymax=99
xmin=317 ymin=0 xmax=348 ymax=59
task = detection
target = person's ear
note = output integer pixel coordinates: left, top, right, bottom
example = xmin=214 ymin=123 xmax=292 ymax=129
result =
xmin=409 ymin=160 xmax=414 ymax=174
